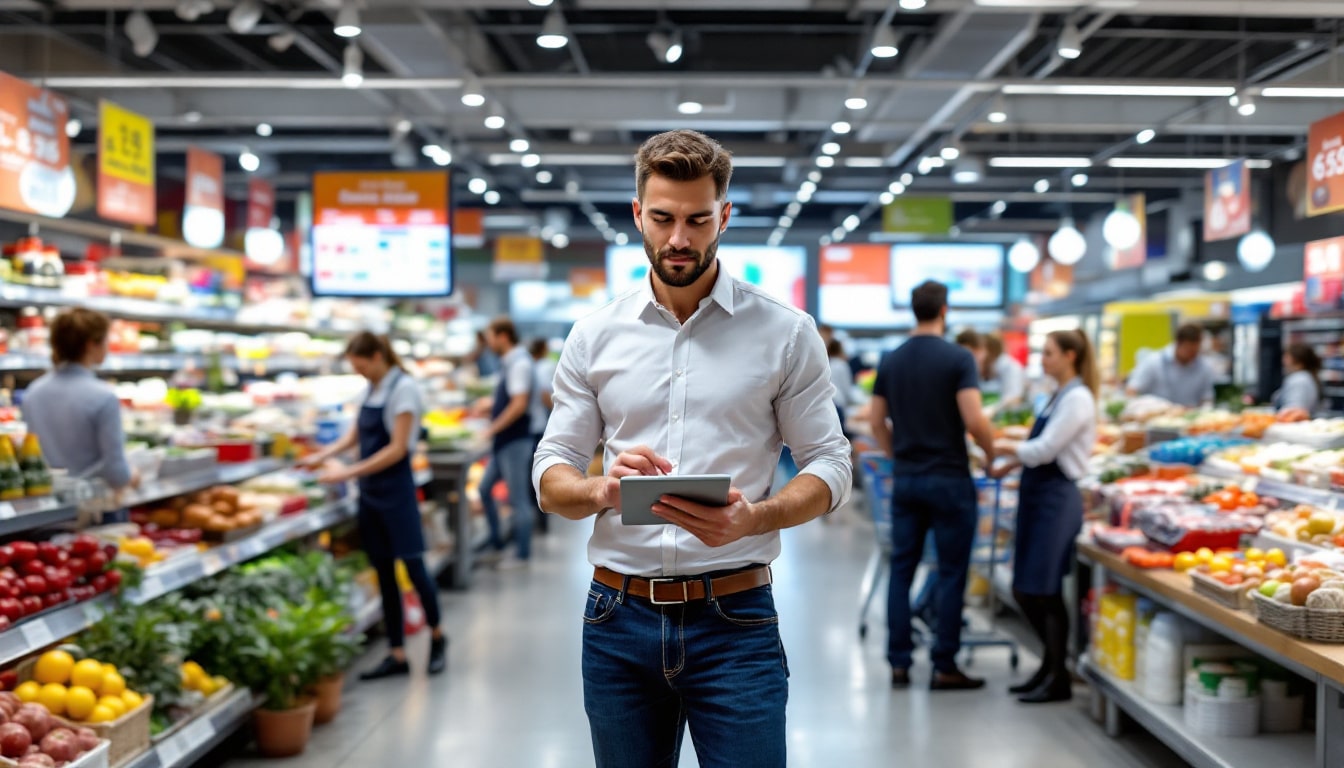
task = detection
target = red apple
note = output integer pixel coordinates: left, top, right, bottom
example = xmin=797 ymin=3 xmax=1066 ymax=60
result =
xmin=0 ymin=692 xmax=21 ymax=716
xmin=13 ymin=704 xmax=51 ymax=741
xmin=39 ymin=729 xmax=78 ymax=763
xmin=18 ymin=753 xmax=54 ymax=767
xmin=71 ymin=728 xmax=97 ymax=753
xmin=0 ymin=722 xmax=32 ymax=757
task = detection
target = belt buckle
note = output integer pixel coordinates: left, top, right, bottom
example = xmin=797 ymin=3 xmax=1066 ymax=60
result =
xmin=648 ymin=578 xmax=689 ymax=605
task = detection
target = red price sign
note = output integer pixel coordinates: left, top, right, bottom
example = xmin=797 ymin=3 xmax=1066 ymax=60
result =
xmin=1305 ymin=235 xmax=1344 ymax=311
xmin=1307 ymin=109 xmax=1344 ymax=217
xmin=0 ymin=71 xmax=74 ymax=218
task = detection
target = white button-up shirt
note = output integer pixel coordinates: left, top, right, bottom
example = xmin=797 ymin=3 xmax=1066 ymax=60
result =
xmin=533 ymin=270 xmax=852 ymax=577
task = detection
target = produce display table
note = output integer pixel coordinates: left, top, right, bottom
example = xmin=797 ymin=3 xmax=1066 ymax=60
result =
xmin=1078 ymin=541 xmax=1344 ymax=767
xmin=427 ymin=446 xmax=490 ymax=589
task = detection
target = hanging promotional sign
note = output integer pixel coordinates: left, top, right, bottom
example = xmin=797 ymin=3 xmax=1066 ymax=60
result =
xmin=182 ymin=146 xmax=224 ymax=249
xmin=1305 ymin=234 xmax=1344 ymax=311
xmin=1112 ymin=193 xmax=1148 ymax=269
xmin=493 ymin=235 xmax=547 ymax=281
xmin=1203 ymin=160 xmax=1251 ymax=242
xmin=0 ymin=72 xmax=75 ymax=218
xmin=1307 ymin=109 xmax=1344 ymax=218
xmin=453 ymin=208 xmax=485 ymax=248
xmin=97 ymin=100 xmax=155 ymax=225
xmin=881 ymin=196 xmax=953 ymax=234
xmin=569 ymin=267 xmax=607 ymax=298
xmin=247 ymin=178 xmax=275 ymax=230
xmin=245 ymin=179 xmax=284 ymax=270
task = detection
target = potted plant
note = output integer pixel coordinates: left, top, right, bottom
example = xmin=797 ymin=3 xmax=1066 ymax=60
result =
xmin=306 ymin=600 xmax=363 ymax=725
xmin=165 ymin=389 xmax=203 ymax=426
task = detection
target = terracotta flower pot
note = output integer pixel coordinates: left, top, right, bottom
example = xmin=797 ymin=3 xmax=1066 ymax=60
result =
xmin=252 ymin=698 xmax=317 ymax=758
xmin=311 ymin=673 xmax=345 ymax=725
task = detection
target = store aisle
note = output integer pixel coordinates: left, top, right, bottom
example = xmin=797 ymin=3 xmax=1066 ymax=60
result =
xmin=223 ymin=506 xmax=1186 ymax=768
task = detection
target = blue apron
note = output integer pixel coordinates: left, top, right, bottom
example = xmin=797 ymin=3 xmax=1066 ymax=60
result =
xmin=1012 ymin=380 xmax=1084 ymax=596
xmin=356 ymin=370 xmax=425 ymax=561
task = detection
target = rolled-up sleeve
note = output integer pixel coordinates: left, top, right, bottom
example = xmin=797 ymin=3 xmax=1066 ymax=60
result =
xmin=776 ymin=315 xmax=853 ymax=512
xmin=94 ymin=398 xmax=132 ymax=488
xmin=532 ymin=333 xmax=603 ymax=502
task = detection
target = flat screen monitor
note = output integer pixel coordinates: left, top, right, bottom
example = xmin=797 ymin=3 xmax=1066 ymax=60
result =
xmin=605 ymin=245 xmax=808 ymax=309
xmin=310 ymin=170 xmax=453 ymax=298
xmin=819 ymin=244 xmax=904 ymax=328
xmin=890 ymin=242 xmax=1004 ymax=309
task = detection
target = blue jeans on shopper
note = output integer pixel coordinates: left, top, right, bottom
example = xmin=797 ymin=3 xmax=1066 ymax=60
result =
xmin=582 ymin=576 xmax=789 ymax=768
xmin=887 ymin=473 xmax=978 ymax=673
xmin=480 ymin=437 xmax=539 ymax=560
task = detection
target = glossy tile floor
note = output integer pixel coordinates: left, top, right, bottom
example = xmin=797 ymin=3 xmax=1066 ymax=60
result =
xmin=223 ymin=504 xmax=1188 ymax=768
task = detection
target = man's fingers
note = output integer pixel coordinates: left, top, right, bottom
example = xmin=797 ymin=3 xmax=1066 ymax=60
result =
xmin=610 ymin=465 xmax=642 ymax=479
xmin=620 ymin=446 xmax=673 ymax=474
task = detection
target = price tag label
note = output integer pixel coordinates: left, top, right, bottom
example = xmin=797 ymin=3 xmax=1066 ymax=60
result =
xmin=0 ymin=504 xmax=16 ymax=520
xmin=202 ymin=552 xmax=225 ymax=574
xmin=20 ymin=621 xmax=54 ymax=650
xmin=156 ymin=735 xmax=185 ymax=766
xmin=140 ymin=575 xmax=164 ymax=598
xmin=182 ymin=716 xmax=214 ymax=751
xmin=1243 ymin=477 xmax=1259 ymax=494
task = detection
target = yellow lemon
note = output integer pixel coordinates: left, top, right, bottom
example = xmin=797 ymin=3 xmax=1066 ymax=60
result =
xmin=33 ymin=651 xmax=75 ymax=686
xmin=37 ymin=683 xmax=67 ymax=716
xmin=87 ymin=704 xmax=116 ymax=724
xmin=70 ymin=660 xmax=105 ymax=693
xmin=13 ymin=681 xmax=41 ymax=703
xmin=100 ymin=672 xmax=126 ymax=698
xmin=198 ymin=676 xmax=219 ymax=697
xmin=101 ymin=663 xmax=118 ymax=677
xmin=1267 ymin=548 xmax=1288 ymax=567
xmin=65 ymin=686 xmax=97 ymax=721
xmin=96 ymin=696 xmax=126 ymax=719
xmin=120 ymin=690 xmax=144 ymax=711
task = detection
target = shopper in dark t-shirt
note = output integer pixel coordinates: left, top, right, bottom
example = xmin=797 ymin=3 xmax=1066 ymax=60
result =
xmin=869 ymin=280 xmax=996 ymax=691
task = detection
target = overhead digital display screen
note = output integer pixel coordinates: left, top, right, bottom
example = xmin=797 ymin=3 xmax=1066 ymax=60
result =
xmin=889 ymin=242 xmax=1005 ymax=309
xmin=818 ymin=244 xmax=905 ymax=328
xmin=605 ymin=245 xmax=808 ymax=309
xmin=310 ymin=170 xmax=453 ymax=298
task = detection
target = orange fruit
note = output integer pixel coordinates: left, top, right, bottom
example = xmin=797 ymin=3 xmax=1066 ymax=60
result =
xmin=13 ymin=681 xmax=40 ymax=703
xmin=70 ymin=660 xmax=105 ymax=693
xmin=100 ymin=671 xmax=126 ymax=698
xmin=65 ymin=686 xmax=97 ymax=721
xmin=33 ymin=651 xmax=74 ymax=686
xmin=37 ymin=683 xmax=67 ymax=716
xmin=96 ymin=696 xmax=126 ymax=719
xmin=87 ymin=704 xmax=116 ymax=724
xmin=121 ymin=690 xmax=144 ymax=711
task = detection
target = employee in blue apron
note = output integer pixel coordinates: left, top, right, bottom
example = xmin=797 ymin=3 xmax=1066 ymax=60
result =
xmin=303 ymin=332 xmax=447 ymax=680
xmin=992 ymin=329 xmax=1097 ymax=704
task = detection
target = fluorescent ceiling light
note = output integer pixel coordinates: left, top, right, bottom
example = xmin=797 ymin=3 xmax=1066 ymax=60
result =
xmin=536 ymin=170 xmax=553 ymax=183
xmin=870 ymin=25 xmax=899 ymax=58
xmin=831 ymin=121 xmax=852 ymax=135
xmin=239 ymin=149 xmax=260 ymax=173
xmin=1056 ymin=22 xmax=1083 ymax=60
xmin=1071 ymin=173 xmax=1089 ymax=187
xmin=817 ymin=155 xmax=836 ymax=168
xmin=228 ymin=0 xmax=263 ymax=34
xmin=510 ymin=138 xmax=530 ymax=153
xmin=1262 ymin=87 xmax=1344 ymax=98
xmin=521 ymin=153 xmax=541 ymax=168
xmin=822 ymin=142 xmax=842 ymax=156
xmin=529 ymin=0 xmax=553 ymax=6
xmin=461 ymin=75 xmax=485 ymax=107
xmin=899 ymin=0 xmax=926 ymax=8
xmin=341 ymin=43 xmax=363 ymax=88
xmin=334 ymin=0 xmax=361 ymax=38
xmin=1033 ymin=178 xmax=1050 ymax=193
xmin=1001 ymin=84 xmax=1236 ymax=97
xmin=987 ymin=94 xmax=1008 ymax=124
xmin=484 ymin=190 xmax=501 ymax=206
xmin=1136 ymin=128 xmax=1156 ymax=144
xmin=988 ymin=156 xmax=1093 ymax=168
xmin=1107 ymin=157 xmax=1273 ymax=170
xmin=845 ymin=84 xmax=868 ymax=111
xmin=844 ymin=158 xmax=884 ymax=168
xmin=537 ymin=8 xmax=569 ymax=49
xmin=468 ymin=177 xmax=488 ymax=195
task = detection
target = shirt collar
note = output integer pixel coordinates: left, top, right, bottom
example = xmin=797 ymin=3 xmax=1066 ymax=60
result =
xmin=635 ymin=261 xmax=736 ymax=319
xmin=56 ymin=364 xmax=94 ymax=378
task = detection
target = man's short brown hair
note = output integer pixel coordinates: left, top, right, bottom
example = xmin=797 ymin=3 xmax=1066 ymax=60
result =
xmin=1176 ymin=323 xmax=1204 ymax=345
xmin=635 ymin=130 xmax=733 ymax=202
xmin=488 ymin=316 xmax=519 ymax=346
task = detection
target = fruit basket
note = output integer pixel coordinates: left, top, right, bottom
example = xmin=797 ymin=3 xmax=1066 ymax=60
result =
xmin=15 ymin=658 xmax=152 ymax=768
xmin=1251 ymin=592 xmax=1308 ymax=638
xmin=1190 ymin=571 xmax=1255 ymax=611
xmin=1306 ymin=608 xmax=1344 ymax=643
xmin=0 ymin=737 xmax=109 ymax=768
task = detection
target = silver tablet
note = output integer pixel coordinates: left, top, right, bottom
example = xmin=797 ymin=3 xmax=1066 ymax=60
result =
xmin=619 ymin=475 xmax=732 ymax=526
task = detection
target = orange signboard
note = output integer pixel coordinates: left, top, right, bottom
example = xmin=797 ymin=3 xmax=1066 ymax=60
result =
xmin=1307 ymin=109 xmax=1344 ymax=217
xmin=0 ymin=72 xmax=75 ymax=218
xmin=1112 ymin=193 xmax=1148 ymax=269
xmin=493 ymin=235 xmax=546 ymax=280
xmin=569 ymin=267 xmax=607 ymax=298
xmin=313 ymin=170 xmax=448 ymax=226
xmin=819 ymin=243 xmax=890 ymax=286
xmin=453 ymin=207 xmax=485 ymax=248
xmin=97 ymin=100 xmax=155 ymax=225
xmin=182 ymin=146 xmax=224 ymax=249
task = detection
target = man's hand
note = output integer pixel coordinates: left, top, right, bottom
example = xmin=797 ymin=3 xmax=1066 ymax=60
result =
xmin=594 ymin=445 xmax=674 ymax=512
xmin=652 ymin=488 xmax=760 ymax=548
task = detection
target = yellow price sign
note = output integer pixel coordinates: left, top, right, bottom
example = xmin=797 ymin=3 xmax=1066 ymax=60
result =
xmin=98 ymin=100 xmax=155 ymax=186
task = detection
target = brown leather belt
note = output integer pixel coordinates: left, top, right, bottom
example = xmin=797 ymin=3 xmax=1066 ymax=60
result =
xmin=594 ymin=565 xmax=772 ymax=605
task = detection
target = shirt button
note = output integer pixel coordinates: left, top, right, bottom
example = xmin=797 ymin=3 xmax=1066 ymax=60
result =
xmin=672 ymin=414 xmax=680 ymax=422
xmin=676 ymin=369 xmax=683 ymax=377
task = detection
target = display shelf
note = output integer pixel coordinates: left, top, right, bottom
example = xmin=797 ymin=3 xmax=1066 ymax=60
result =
xmin=124 ymin=687 xmax=258 ymax=768
xmin=0 ymin=598 xmax=109 ymax=670
xmin=0 ymin=496 xmax=77 ymax=537
xmin=122 ymin=459 xmax=289 ymax=509
xmin=1080 ymin=657 xmax=1313 ymax=768
xmin=0 ymin=353 xmax=333 ymax=375
xmin=1198 ymin=463 xmax=1344 ymax=512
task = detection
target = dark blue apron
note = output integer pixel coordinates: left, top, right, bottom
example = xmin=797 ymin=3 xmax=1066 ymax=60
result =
xmin=491 ymin=356 xmax=533 ymax=452
xmin=356 ymin=369 xmax=425 ymax=561
xmin=1012 ymin=380 xmax=1084 ymax=596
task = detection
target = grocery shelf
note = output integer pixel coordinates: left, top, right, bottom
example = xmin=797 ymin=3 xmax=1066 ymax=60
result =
xmin=0 ymin=353 xmax=334 ymax=375
xmin=1198 ymin=463 xmax=1344 ymax=513
xmin=0 ymin=496 xmax=78 ymax=537
xmin=1080 ymin=657 xmax=1314 ymax=768
xmin=123 ymin=687 xmax=258 ymax=768
xmin=122 ymin=459 xmax=289 ymax=509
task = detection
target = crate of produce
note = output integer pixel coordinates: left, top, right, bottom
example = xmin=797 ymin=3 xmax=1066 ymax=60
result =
xmin=1251 ymin=592 xmax=1308 ymax=637
xmin=0 ymin=737 xmax=110 ymax=768
xmin=1306 ymin=607 xmax=1344 ymax=643
xmin=1183 ymin=689 xmax=1260 ymax=738
xmin=1190 ymin=571 xmax=1255 ymax=611
xmin=16 ymin=658 xmax=152 ymax=768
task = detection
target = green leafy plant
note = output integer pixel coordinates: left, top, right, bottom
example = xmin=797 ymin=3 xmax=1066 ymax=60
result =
xmin=165 ymin=388 xmax=203 ymax=413
xmin=226 ymin=600 xmax=353 ymax=711
xmin=78 ymin=596 xmax=192 ymax=719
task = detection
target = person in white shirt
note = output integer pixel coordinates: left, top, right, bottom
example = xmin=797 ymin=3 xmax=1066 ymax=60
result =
xmin=1126 ymin=324 xmax=1215 ymax=408
xmin=828 ymin=338 xmax=855 ymax=435
xmin=1274 ymin=343 xmax=1322 ymax=420
xmin=533 ymin=130 xmax=851 ymax=768
xmin=992 ymin=329 xmax=1097 ymax=704
xmin=983 ymin=333 xmax=1026 ymax=405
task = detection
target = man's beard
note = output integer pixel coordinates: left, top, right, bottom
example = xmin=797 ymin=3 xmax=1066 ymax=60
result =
xmin=644 ymin=233 xmax=719 ymax=288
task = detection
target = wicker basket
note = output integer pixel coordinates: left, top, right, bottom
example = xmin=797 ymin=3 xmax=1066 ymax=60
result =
xmin=56 ymin=695 xmax=153 ymax=768
xmin=1190 ymin=572 xmax=1255 ymax=611
xmin=1252 ymin=593 xmax=1309 ymax=638
xmin=1306 ymin=608 xmax=1344 ymax=643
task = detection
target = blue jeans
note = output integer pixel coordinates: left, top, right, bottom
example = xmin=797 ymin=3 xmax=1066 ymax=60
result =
xmin=480 ymin=437 xmax=540 ymax=560
xmin=887 ymin=474 xmax=978 ymax=673
xmin=582 ymin=577 xmax=789 ymax=768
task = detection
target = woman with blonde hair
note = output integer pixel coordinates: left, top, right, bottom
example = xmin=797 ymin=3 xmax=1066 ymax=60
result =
xmin=992 ymin=329 xmax=1098 ymax=704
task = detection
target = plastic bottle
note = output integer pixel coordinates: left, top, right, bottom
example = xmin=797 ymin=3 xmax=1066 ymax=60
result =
xmin=19 ymin=434 xmax=51 ymax=497
xmin=1143 ymin=611 xmax=1186 ymax=705
xmin=0 ymin=438 xmax=25 ymax=500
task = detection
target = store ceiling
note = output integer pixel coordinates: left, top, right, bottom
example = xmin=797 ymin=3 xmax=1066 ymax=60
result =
xmin=1 ymin=0 xmax=1341 ymax=247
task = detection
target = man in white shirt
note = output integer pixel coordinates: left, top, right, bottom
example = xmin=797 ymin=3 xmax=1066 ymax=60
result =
xmin=533 ymin=130 xmax=852 ymax=768
xmin=479 ymin=317 xmax=541 ymax=569
xmin=1126 ymin=323 xmax=1216 ymax=408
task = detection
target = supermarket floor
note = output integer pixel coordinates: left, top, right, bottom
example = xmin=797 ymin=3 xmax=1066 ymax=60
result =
xmin=221 ymin=503 xmax=1187 ymax=768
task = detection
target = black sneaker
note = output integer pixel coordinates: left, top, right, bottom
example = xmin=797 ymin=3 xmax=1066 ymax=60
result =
xmin=359 ymin=656 xmax=410 ymax=681
xmin=428 ymin=635 xmax=448 ymax=676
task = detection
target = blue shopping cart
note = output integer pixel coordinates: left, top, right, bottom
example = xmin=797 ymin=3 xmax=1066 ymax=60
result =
xmin=857 ymin=452 xmax=1019 ymax=669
